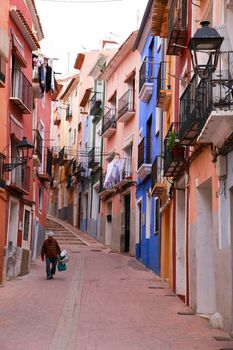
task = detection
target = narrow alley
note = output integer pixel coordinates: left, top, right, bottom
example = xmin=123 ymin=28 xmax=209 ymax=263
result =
xmin=0 ymin=216 xmax=232 ymax=350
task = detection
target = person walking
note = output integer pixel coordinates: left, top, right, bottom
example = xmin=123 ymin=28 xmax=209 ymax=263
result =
xmin=41 ymin=231 xmax=61 ymax=280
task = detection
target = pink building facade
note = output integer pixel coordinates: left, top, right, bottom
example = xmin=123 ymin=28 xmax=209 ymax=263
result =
xmin=98 ymin=31 xmax=140 ymax=255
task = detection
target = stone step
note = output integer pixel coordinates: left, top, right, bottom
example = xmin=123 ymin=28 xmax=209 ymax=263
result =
xmin=56 ymin=240 xmax=86 ymax=245
xmin=54 ymin=237 xmax=80 ymax=241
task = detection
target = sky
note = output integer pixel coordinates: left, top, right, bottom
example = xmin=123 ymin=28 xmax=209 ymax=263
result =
xmin=35 ymin=0 xmax=148 ymax=74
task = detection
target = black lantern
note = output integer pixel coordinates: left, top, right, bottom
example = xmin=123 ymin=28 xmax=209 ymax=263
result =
xmin=189 ymin=21 xmax=223 ymax=79
xmin=16 ymin=137 xmax=34 ymax=162
xmin=3 ymin=137 xmax=34 ymax=172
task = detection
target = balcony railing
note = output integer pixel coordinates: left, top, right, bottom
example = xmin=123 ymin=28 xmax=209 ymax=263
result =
xmin=179 ymin=52 xmax=233 ymax=146
xmin=156 ymin=62 xmax=172 ymax=110
xmin=90 ymin=92 xmax=102 ymax=116
xmin=10 ymin=69 xmax=33 ymax=114
xmin=178 ymin=74 xmax=199 ymax=145
xmin=139 ymin=56 xmax=153 ymax=92
xmin=10 ymin=164 xmax=30 ymax=194
xmin=88 ymin=147 xmax=101 ymax=168
xmin=101 ymin=109 xmax=117 ymax=137
xmin=138 ymin=137 xmax=152 ymax=170
xmin=151 ymin=156 xmax=162 ymax=191
xmin=117 ymin=89 xmax=135 ymax=122
xmin=164 ymin=123 xmax=186 ymax=177
xmin=167 ymin=0 xmax=188 ymax=55
xmin=100 ymin=158 xmax=133 ymax=193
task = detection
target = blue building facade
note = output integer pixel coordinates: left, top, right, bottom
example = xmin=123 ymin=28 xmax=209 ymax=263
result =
xmin=133 ymin=1 xmax=162 ymax=274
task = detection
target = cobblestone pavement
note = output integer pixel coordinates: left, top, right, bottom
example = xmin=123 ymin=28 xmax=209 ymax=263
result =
xmin=0 ymin=218 xmax=232 ymax=350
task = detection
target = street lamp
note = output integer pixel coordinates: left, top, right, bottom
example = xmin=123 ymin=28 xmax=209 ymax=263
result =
xmin=4 ymin=137 xmax=34 ymax=172
xmin=189 ymin=21 xmax=224 ymax=79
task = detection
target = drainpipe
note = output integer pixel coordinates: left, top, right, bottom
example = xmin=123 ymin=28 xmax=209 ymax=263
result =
xmin=186 ymin=173 xmax=190 ymax=305
xmin=172 ymin=188 xmax=176 ymax=293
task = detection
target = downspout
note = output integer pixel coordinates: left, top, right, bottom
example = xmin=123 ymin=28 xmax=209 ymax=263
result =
xmin=186 ymin=173 xmax=190 ymax=305
xmin=172 ymin=188 xmax=176 ymax=292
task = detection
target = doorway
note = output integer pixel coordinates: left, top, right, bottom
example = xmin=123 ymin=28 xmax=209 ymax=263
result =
xmin=196 ymin=179 xmax=216 ymax=314
xmin=8 ymin=198 xmax=19 ymax=247
xmin=105 ymin=201 xmax=112 ymax=246
xmin=176 ymin=189 xmax=186 ymax=299
xmin=136 ymin=199 xmax=142 ymax=258
xmin=124 ymin=194 xmax=131 ymax=252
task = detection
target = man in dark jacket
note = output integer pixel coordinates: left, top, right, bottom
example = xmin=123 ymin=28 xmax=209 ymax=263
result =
xmin=41 ymin=231 xmax=61 ymax=280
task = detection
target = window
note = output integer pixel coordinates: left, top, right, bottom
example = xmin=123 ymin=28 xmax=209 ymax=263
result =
xmin=23 ymin=209 xmax=30 ymax=241
xmin=154 ymin=197 xmax=160 ymax=234
xmin=39 ymin=186 xmax=43 ymax=212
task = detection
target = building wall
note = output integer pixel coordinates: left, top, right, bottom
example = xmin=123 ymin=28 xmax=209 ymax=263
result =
xmin=136 ymin=34 xmax=161 ymax=274
xmin=100 ymin=33 xmax=140 ymax=253
xmin=0 ymin=0 xmax=9 ymax=283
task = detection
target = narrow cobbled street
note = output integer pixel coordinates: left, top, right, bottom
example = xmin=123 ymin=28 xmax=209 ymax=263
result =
xmin=0 ymin=216 xmax=232 ymax=350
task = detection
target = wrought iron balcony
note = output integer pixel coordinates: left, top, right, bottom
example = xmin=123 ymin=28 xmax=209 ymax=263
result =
xmin=88 ymin=147 xmax=101 ymax=169
xmin=90 ymin=92 xmax=102 ymax=116
xmin=137 ymin=137 xmax=152 ymax=180
xmin=167 ymin=0 xmax=188 ymax=55
xmin=101 ymin=109 xmax=117 ymax=138
xmin=9 ymin=164 xmax=30 ymax=195
xmin=164 ymin=123 xmax=186 ymax=177
xmin=151 ymin=156 xmax=167 ymax=201
xmin=139 ymin=57 xmax=153 ymax=102
xmin=37 ymin=148 xmax=53 ymax=182
xmin=179 ymin=53 xmax=233 ymax=147
xmin=99 ymin=171 xmax=116 ymax=198
xmin=178 ymin=74 xmax=199 ymax=145
xmin=117 ymin=158 xmax=133 ymax=188
xmin=117 ymin=89 xmax=135 ymax=123
xmin=156 ymin=62 xmax=172 ymax=111
xmin=10 ymin=69 xmax=33 ymax=114
xmin=197 ymin=51 xmax=233 ymax=150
